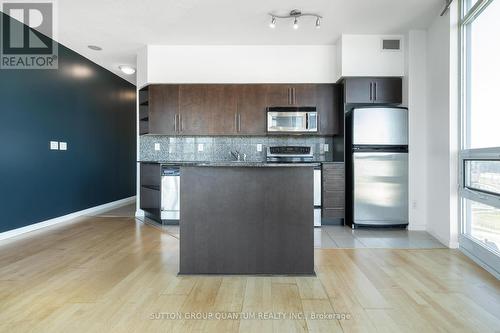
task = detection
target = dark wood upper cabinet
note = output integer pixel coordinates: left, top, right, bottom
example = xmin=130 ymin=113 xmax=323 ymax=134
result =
xmin=344 ymin=77 xmax=402 ymax=104
xmin=146 ymin=83 xmax=342 ymax=136
xmin=149 ymin=85 xmax=179 ymax=135
xmin=237 ymin=85 xmax=267 ymax=135
xmin=291 ymin=84 xmax=316 ymax=106
xmin=178 ymin=85 xmax=212 ymax=135
xmin=207 ymin=85 xmax=238 ymax=135
xmin=344 ymin=78 xmax=373 ymax=104
xmin=372 ymin=78 xmax=402 ymax=104
xmin=265 ymin=84 xmax=292 ymax=106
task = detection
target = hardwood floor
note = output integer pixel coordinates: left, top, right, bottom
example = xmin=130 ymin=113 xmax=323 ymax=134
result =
xmin=0 ymin=215 xmax=499 ymax=333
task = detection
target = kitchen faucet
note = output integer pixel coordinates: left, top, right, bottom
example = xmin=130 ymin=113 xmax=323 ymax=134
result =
xmin=230 ymin=150 xmax=246 ymax=161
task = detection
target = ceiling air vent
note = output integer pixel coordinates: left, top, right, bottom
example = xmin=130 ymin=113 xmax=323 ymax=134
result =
xmin=382 ymin=39 xmax=401 ymax=51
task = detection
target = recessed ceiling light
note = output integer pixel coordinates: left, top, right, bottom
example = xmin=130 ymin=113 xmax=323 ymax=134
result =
xmin=119 ymin=65 xmax=136 ymax=75
xmin=88 ymin=45 xmax=102 ymax=51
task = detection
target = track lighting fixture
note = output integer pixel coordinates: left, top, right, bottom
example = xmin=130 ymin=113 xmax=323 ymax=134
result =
xmin=267 ymin=9 xmax=322 ymax=30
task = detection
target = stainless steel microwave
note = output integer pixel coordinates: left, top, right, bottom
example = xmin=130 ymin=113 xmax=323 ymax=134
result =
xmin=267 ymin=107 xmax=318 ymax=133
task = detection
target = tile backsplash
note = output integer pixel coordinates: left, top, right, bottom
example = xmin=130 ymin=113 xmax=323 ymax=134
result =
xmin=140 ymin=136 xmax=334 ymax=162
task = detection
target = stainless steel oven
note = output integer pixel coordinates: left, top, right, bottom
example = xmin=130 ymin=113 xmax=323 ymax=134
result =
xmin=267 ymin=107 xmax=318 ymax=133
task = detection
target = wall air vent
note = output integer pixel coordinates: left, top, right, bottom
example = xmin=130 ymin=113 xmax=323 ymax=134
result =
xmin=382 ymin=39 xmax=401 ymax=51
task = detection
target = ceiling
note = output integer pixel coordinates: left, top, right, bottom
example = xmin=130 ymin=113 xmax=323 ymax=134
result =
xmin=53 ymin=0 xmax=443 ymax=84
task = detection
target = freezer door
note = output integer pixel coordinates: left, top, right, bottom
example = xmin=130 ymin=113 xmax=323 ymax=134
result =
xmin=352 ymin=108 xmax=408 ymax=146
xmin=353 ymin=152 xmax=408 ymax=226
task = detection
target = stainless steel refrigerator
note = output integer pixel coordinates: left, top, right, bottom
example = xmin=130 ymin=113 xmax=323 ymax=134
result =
xmin=346 ymin=107 xmax=408 ymax=228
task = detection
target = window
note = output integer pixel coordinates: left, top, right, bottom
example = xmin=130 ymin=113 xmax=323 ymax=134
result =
xmin=463 ymin=199 xmax=500 ymax=252
xmin=465 ymin=160 xmax=500 ymax=195
xmin=460 ymin=0 xmax=500 ymax=275
xmin=465 ymin=0 xmax=500 ymax=149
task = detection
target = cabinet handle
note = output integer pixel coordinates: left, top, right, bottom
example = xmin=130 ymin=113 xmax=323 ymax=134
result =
xmin=288 ymin=88 xmax=291 ymax=105
xmin=373 ymin=82 xmax=377 ymax=101
xmin=238 ymin=113 xmax=241 ymax=132
xmin=292 ymin=88 xmax=296 ymax=105
xmin=369 ymin=82 xmax=373 ymax=101
xmin=179 ymin=114 xmax=183 ymax=132
xmin=174 ymin=114 xmax=178 ymax=132
xmin=234 ymin=113 xmax=238 ymax=132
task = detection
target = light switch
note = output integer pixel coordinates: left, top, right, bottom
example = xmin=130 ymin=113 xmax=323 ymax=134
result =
xmin=59 ymin=142 xmax=67 ymax=151
xmin=50 ymin=141 xmax=59 ymax=150
xmin=154 ymin=143 xmax=161 ymax=151
xmin=324 ymin=144 xmax=329 ymax=152
xmin=256 ymin=144 xmax=262 ymax=152
xmin=198 ymin=143 xmax=204 ymax=152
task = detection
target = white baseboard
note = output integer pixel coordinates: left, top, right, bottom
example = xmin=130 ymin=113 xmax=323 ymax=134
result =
xmin=408 ymin=224 xmax=426 ymax=231
xmin=427 ymin=229 xmax=459 ymax=249
xmin=0 ymin=196 xmax=136 ymax=241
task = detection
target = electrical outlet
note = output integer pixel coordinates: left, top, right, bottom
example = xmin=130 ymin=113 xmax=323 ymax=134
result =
xmin=59 ymin=142 xmax=67 ymax=151
xmin=256 ymin=144 xmax=262 ymax=152
xmin=198 ymin=143 xmax=204 ymax=152
xmin=50 ymin=141 xmax=59 ymax=150
xmin=154 ymin=143 xmax=161 ymax=151
xmin=324 ymin=144 xmax=329 ymax=152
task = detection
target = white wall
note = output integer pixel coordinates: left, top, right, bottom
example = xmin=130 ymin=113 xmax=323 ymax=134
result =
xmin=336 ymin=34 xmax=405 ymax=81
xmin=136 ymin=47 xmax=148 ymax=89
xmin=406 ymin=30 xmax=428 ymax=230
xmin=138 ymin=45 xmax=337 ymax=87
xmin=424 ymin=4 xmax=459 ymax=247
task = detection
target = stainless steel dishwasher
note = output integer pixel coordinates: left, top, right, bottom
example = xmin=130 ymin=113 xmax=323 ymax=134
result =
xmin=161 ymin=166 xmax=180 ymax=223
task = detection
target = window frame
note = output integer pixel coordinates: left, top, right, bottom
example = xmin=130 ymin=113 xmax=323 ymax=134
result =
xmin=459 ymin=0 xmax=500 ymax=278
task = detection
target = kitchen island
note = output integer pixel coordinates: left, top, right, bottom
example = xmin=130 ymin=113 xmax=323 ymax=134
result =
xmin=179 ymin=163 xmax=315 ymax=275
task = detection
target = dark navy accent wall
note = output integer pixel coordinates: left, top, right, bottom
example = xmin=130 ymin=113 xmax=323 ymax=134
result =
xmin=0 ymin=13 xmax=136 ymax=233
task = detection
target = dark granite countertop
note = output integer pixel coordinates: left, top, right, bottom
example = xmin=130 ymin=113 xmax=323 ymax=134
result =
xmin=138 ymin=161 xmax=320 ymax=167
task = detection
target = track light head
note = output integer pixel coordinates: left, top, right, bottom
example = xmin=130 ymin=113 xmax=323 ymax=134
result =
xmin=269 ymin=16 xmax=276 ymax=28
xmin=315 ymin=17 xmax=321 ymax=29
xmin=293 ymin=17 xmax=299 ymax=30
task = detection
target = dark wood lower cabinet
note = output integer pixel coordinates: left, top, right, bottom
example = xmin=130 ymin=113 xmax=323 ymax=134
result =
xmin=140 ymin=162 xmax=161 ymax=222
xmin=179 ymin=166 xmax=314 ymax=275
xmin=322 ymin=162 xmax=345 ymax=223
xmin=316 ymin=84 xmax=340 ymax=135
